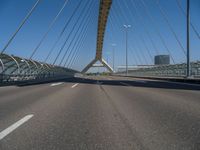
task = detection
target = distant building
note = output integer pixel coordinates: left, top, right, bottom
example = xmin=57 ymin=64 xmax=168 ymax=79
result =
xmin=154 ymin=55 xmax=170 ymax=65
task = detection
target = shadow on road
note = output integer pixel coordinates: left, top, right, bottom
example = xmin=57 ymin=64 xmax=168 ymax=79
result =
xmin=16 ymin=77 xmax=200 ymax=91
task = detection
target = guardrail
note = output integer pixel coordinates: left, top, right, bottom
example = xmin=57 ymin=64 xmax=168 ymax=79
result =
xmin=0 ymin=53 xmax=78 ymax=85
xmin=117 ymin=62 xmax=200 ymax=78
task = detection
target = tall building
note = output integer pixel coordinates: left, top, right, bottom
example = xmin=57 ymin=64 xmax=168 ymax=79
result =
xmin=154 ymin=55 xmax=170 ymax=65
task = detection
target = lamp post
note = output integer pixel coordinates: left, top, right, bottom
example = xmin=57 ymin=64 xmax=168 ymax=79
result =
xmin=123 ymin=24 xmax=131 ymax=76
xmin=111 ymin=43 xmax=116 ymax=72
xmin=186 ymin=0 xmax=190 ymax=78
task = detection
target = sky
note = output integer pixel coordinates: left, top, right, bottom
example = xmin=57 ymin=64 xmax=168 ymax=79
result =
xmin=0 ymin=0 xmax=199 ymax=72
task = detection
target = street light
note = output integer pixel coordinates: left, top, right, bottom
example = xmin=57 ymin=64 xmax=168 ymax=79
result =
xmin=186 ymin=0 xmax=190 ymax=78
xmin=111 ymin=43 xmax=116 ymax=72
xmin=123 ymin=24 xmax=131 ymax=75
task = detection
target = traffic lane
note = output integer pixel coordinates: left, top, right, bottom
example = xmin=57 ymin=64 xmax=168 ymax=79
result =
xmin=89 ymin=75 xmax=200 ymax=96
xmin=113 ymin=76 xmax=200 ymax=103
xmin=0 ymin=82 xmax=80 ymax=149
xmin=0 ymin=82 xmax=145 ymax=150
xmin=110 ymin=75 xmax=200 ymax=90
xmin=76 ymin=76 xmax=200 ymax=103
xmin=0 ymin=79 xmax=74 ymax=97
xmin=102 ymin=82 xmax=200 ymax=150
xmin=0 ymin=77 xmax=199 ymax=149
xmin=0 ymin=80 xmax=75 ymax=104
xmin=0 ymin=82 xmax=77 ymax=131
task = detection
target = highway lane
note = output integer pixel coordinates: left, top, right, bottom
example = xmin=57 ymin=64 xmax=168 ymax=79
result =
xmin=0 ymin=76 xmax=200 ymax=150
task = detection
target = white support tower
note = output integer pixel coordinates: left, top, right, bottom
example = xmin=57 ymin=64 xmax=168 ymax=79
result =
xmin=82 ymin=0 xmax=113 ymax=73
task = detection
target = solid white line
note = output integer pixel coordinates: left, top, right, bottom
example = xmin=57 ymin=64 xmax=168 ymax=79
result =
xmin=71 ymin=83 xmax=79 ymax=88
xmin=50 ymin=82 xmax=63 ymax=87
xmin=0 ymin=114 xmax=34 ymax=140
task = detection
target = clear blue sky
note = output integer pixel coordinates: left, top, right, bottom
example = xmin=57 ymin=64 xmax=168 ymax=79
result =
xmin=0 ymin=0 xmax=199 ymax=72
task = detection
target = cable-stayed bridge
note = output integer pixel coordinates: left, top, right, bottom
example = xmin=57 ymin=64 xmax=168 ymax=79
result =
xmin=0 ymin=0 xmax=200 ymax=82
xmin=1 ymin=1 xmax=200 ymax=149
xmin=0 ymin=0 xmax=199 ymax=83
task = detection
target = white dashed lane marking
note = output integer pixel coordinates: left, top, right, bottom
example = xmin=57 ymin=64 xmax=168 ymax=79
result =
xmin=0 ymin=114 xmax=34 ymax=140
xmin=50 ymin=82 xmax=64 ymax=87
xmin=71 ymin=83 xmax=79 ymax=88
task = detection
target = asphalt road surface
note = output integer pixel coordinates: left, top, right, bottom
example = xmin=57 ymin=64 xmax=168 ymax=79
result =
xmin=0 ymin=76 xmax=200 ymax=150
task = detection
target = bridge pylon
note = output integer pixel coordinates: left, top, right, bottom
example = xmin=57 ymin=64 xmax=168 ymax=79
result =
xmin=82 ymin=58 xmax=113 ymax=73
xmin=82 ymin=0 xmax=112 ymax=73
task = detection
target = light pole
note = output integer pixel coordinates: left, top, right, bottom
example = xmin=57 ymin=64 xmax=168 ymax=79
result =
xmin=186 ymin=0 xmax=190 ymax=78
xmin=123 ymin=24 xmax=131 ymax=75
xmin=111 ymin=43 xmax=116 ymax=72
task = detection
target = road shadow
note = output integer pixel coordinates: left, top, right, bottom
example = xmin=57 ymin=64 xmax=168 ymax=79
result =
xmin=15 ymin=76 xmax=200 ymax=91
xmin=80 ymin=77 xmax=200 ymax=91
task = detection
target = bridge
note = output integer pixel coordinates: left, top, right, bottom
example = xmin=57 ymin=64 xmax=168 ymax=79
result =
xmin=1 ymin=0 xmax=200 ymax=149
xmin=82 ymin=0 xmax=113 ymax=73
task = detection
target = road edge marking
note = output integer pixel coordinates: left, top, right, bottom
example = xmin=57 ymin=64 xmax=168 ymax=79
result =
xmin=71 ymin=83 xmax=79 ymax=88
xmin=50 ymin=82 xmax=63 ymax=87
xmin=0 ymin=114 xmax=34 ymax=140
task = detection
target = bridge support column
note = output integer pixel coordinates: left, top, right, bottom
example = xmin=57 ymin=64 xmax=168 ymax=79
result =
xmin=82 ymin=59 xmax=97 ymax=73
xmin=82 ymin=0 xmax=112 ymax=74
xmin=100 ymin=58 xmax=113 ymax=73
xmin=81 ymin=58 xmax=113 ymax=73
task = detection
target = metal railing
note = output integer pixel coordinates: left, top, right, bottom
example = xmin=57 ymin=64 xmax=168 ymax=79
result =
xmin=117 ymin=62 xmax=200 ymax=78
xmin=0 ymin=53 xmax=78 ymax=84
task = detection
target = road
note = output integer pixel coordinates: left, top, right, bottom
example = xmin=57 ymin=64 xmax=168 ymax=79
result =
xmin=0 ymin=76 xmax=200 ymax=150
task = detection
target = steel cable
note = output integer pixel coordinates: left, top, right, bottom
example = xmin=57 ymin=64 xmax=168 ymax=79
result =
xmin=1 ymin=0 xmax=41 ymax=54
